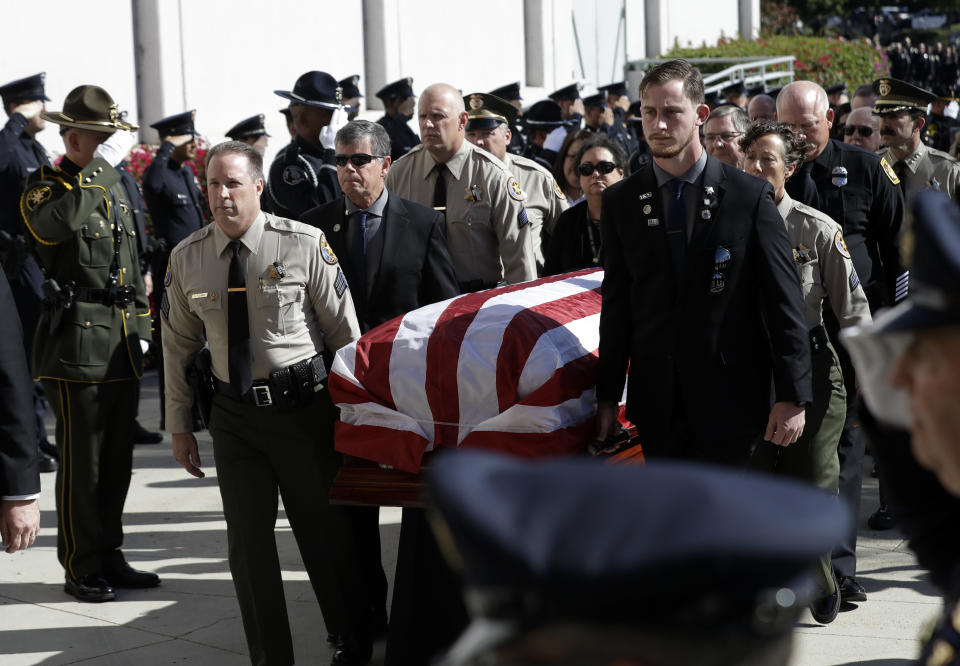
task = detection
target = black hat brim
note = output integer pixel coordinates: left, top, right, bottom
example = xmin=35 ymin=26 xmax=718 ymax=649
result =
xmin=273 ymin=90 xmax=341 ymax=110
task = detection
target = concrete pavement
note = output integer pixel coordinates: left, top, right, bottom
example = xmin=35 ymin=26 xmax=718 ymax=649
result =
xmin=0 ymin=370 xmax=942 ymax=665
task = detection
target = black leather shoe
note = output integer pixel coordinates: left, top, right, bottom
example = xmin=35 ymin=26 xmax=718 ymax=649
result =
xmin=64 ymin=576 xmax=116 ymax=602
xmin=810 ymin=571 xmax=841 ymax=624
xmin=40 ymin=440 xmax=59 ymax=460
xmin=37 ymin=452 xmax=57 ymax=473
xmin=133 ymin=421 xmax=163 ymax=445
xmin=103 ymin=562 xmax=161 ymax=588
xmin=330 ymin=632 xmax=373 ymax=665
xmin=838 ymin=576 xmax=867 ymax=603
xmin=869 ymin=504 xmax=897 ymax=530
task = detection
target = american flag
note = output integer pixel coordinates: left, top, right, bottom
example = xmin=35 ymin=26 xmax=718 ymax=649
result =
xmin=329 ymin=269 xmax=606 ymax=473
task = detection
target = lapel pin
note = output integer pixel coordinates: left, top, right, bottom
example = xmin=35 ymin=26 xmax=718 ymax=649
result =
xmin=642 ymin=204 xmax=652 ymax=214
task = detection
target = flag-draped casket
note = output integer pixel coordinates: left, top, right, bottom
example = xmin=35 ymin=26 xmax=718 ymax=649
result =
xmin=329 ymin=269 xmax=605 ymax=473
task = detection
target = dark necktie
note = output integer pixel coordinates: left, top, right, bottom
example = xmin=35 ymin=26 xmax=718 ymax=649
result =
xmin=893 ymin=160 xmax=907 ymax=196
xmin=432 ymin=163 xmax=448 ymax=219
xmin=227 ymin=240 xmax=252 ymax=395
xmin=350 ymin=211 xmax=369 ymax=297
xmin=796 ymin=161 xmax=820 ymax=209
xmin=665 ymin=179 xmax=687 ymax=279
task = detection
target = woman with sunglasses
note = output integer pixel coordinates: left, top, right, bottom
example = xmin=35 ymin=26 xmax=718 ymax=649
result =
xmin=550 ymin=129 xmax=594 ymax=205
xmin=739 ymin=120 xmax=872 ymax=625
xmin=544 ymin=135 xmax=626 ymax=276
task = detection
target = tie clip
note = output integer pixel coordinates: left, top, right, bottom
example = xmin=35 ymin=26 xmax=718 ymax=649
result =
xmin=227 ymin=287 xmax=246 ymax=292
xmin=433 ymin=206 xmax=446 ymax=211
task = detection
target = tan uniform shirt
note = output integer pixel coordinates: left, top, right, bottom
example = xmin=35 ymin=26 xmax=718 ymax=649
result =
xmin=161 ymin=211 xmax=360 ymax=433
xmin=385 ymin=140 xmax=536 ymax=285
xmin=504 ymin=152 xmax=569 ymax=269
xmin=777 ymin=193 xmax=872 ymax=330
xmin=880 ymin=142 xmax=960 ymax=205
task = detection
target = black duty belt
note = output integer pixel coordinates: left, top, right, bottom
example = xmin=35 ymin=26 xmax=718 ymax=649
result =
xmin=458 ymin=279 xmax=497 ymax=294
xmin=214 ymin=355 xmax=327 ymax=410
xmin=809 ymin=325 xmax=830 ymax=354
xmin=74 ymin=285 xmax=137 ymax=306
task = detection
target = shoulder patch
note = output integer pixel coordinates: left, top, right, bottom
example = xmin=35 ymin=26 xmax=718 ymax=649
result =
xmin=518 ymin=207 xmax=529 ymax=228
xmin=334 ymin=267 xmax=348 ymax=298
xmin=507 ymin=176 xmax=526 ymax=201
xmin=834 ymin=230 xmax=851 ymax=259
xmin=24 ymin=185 xmax=52 ymax=211
xmin=849 ymin=266 xmax=860 ymax=293
xmin=163 ymin=260 xmax=172 ymax=287
xmin=880 ymin=156 xmax=900 ymax=185
xmin=320 ymin=234 xmax=338 ymax=265
xmin=160 ymin=291 xmax=170 ymax=320
xmin=283 ymin=164 xmax=308 ymax=186
xmin=554 ymin=179 xmax=567 ymax=200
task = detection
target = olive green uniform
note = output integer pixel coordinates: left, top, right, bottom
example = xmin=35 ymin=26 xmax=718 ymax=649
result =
xmin=880 ymin=142 xmax=960 ymax=206
xmin=751 ymin=192 xmax=872 ymax=593
xmin=20 ymin=157 xmax=151 ymax=582
xmin=503 ymin=152 xmax=568 ymax=270
xmin=161 ymin=211 xmax=367 ymax=664
xmin=385 ymin=141 xmax=536 ymax=290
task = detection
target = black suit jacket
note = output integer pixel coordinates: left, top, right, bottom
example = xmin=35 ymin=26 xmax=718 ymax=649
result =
xmin=597 ymin=154 xmax=812 ymax=461
xmin=301 ymin=191 xmax=459 ymax=331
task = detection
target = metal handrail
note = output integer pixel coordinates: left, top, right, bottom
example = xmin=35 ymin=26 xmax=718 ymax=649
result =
xmin=625 ymin=56 xmax=796 ymax=95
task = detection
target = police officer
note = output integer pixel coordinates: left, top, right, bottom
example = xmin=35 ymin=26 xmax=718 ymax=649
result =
xmin=598 ymin=80 xmax=639 ymax=158
xmin=0 ymin=72 xmax=57 ymax=473
xmin=142 ymin=109 xmax=206 ymax=431
xmin=548 ymin=82 xmax=584 ymax=128
xmin=778 ymin=79 xmax=905 ymax=608
xmin=339 ymin=75 xmax=363 ymax=121
xmin=464 ymin=93 xmax=568 ymax=272
xmin=375 ymin=77 xmax=420 ymax=161
xmin=385 ymin=83 xmax=536 ymax=292
xmin=874 ymin=77 xmax=960 ymax=205
xmin=722 ymin=81 xmax=749 ymax=109
xmin=266 ymin=71 xmax=346 ymax=219
xmin=163 ymin=140 xmax=373 ymax=665
xmin=20 ymin=85 xmax=159 ymax=602
xmin=429 ymin=450 xmax=850 ymax=666
xmin=225 ymin=114 xmax=270 ymax=155
xmin=740 ymin=120 xmax=873 ymax=625
xmin=520 ymin=99 xmax=567 ymax=170
xmin=488 ymin=82 xmax=526 ymax=156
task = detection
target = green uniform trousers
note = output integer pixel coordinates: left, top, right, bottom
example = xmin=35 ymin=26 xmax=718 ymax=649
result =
xmin=750 ymin=341 xmax=846 ymax=593
xmin=43 ymin=378 xmax=137 ymax=581
xmin=209 ymin=388 xmax=368 ymax=666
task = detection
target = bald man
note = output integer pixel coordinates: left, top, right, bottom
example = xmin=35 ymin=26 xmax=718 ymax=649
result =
xmin=747 ymin=94 xmax=776 ymax=122
xmin=385 ymin=83 xmax=536 ymax=292
xmin=777 ymin=79 xmax=904 ymax=609
xmin=843 ymin=106 xmax=882 ymax=153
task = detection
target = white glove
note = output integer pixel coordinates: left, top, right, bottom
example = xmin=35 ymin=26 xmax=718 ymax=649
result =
xmin=840 ymin=319 xmax=912 ymax=429
xmin=139 ymin=338 xmax=150 ymax=354
xmin=319 ymin=107 xmax=349 ymax=150
xmin=543 ymin=126 xmax=568 ymax=152
xmin=94 ymin=130 xmax=138 ymax=167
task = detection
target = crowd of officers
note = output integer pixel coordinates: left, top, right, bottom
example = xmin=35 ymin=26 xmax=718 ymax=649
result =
xmin=0 ymin=58 xmax=958 ymax=666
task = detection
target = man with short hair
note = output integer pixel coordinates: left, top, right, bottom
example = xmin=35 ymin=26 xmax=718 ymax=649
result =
xmin=747 ymin=93 xmax=776 ymax=122
xmin=225 ymin=114 xmax=270 ymax=155
xmin=21 ymin=84 xmax=158 ymax=602
xmin=843 ymin=106 xmax=882 ymax=152
xmin=385 ymin=83 xmax=536 ymax=292
xmin=850 ymin=84 xmax=877 ymax=110
xmin=596 ymin=59 xmax=811 ymax=467
xmin=464 ymin=93 xmax=568 ymax=270
xmin=375 ymin=77 xmax=420 ymax=161
xmin=703 ymin=105 xmax=749 ymax=169
xmin=163 ymin=140 xmax=373 ymax=665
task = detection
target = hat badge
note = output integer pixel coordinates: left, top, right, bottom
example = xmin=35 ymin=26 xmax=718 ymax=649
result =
xmin=109 ymin=104 xmax=119 ymax=123
xmin=879 ymin=80 xmax=891 ymax=97
xmin=335 ymin=86 xmax=343 ymax=103
xmin=469 ymin=95 xmax=483 ymax=110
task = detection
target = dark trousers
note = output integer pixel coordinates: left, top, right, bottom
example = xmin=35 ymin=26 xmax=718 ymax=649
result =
xmin=209 ymin=389 xmax=369 ymax=666
xmin=11 ymin=257 xmax=47 ymax=449
xmin=43 ymin=378 xmax=137 ymax=580
xmin=344 ymin=506 xmax=388 ymax=631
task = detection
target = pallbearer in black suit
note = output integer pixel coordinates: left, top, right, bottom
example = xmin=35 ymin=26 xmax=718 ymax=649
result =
xmin=375 ymin=78 xmax=420 ymax=161
xmin=596 ymin=59 xmax=812 ymax=466
xmin=225 ymin=114 xmax=270 ymax=155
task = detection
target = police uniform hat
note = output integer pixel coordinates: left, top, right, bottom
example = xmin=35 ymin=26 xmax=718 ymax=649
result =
xmin=0 ymin=72 xmax=50 ymax=104
xmin=430 ymin=451 xmax=849 ymax=662
xmin=932 ymin=84 xmax=955 ymax=100
xmin=226 ymin=114 xmax=270 ymax=141
xmin=275 ymin=71 xmax=343 ymax=109
xmin=872 ymin=77 xmax=938 ymax=115
xmin=597 ymin=80 xmax=629 ymax=97
xmin=464 ymin=93 xmax=517 ymax=131
xmin=625 ymin=100 xmax=643 ymax=123
xmin=722 ymin=81 xmax=746 ymax=97
xmin=41 ymin=85 xmax=137 ymax=133
xmin=747 ymin=84 xmax=765 ymax=97
xmin=279 ymin=107 xmax=292 ymax=121
xmin=339 ymin=75 xmax=363 ymax=99
xmin=489 ymin=82 xmax=522 ymax=101
xmin=522 ymin=100 xmax=565 ymax=128
xmin=582 ymin=93 xmax=605 ymax=109
xmin=375 ymin=77 xmax=415 ymax=101
xmin=150 ymin=110 xmax=198 ymax=137
xmin=767 ymin=86 xmax=783 ymax=99
xmin=548 ymin=83 xmax=581 ymax=102
xmin=826 ymin=83 xmax=847 ymax=96
xmin=704 ymin=90 xmax=720 ymax=106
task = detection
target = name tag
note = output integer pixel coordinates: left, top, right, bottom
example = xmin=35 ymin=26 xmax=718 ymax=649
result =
xmin=191 ymin=292 xmax=208 ymax=299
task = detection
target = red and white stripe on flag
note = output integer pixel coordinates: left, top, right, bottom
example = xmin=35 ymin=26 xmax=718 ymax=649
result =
xmin=329 ymin=269 xmax=605 ymax=473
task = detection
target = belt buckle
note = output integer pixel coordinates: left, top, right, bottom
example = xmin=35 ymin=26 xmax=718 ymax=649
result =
xmin=252 ymin=385 xmax=273 ymax=407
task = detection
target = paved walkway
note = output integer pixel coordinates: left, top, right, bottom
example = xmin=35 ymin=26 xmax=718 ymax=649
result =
xmin=0 ymin=371 xmax=941 ymax=665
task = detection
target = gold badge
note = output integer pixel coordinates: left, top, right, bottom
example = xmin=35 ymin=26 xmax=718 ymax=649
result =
xmin=880 ymin=156 xmax=900 ymax=185
xmin=878 ymin=80 xmax=891 ymax=97
xmin=320 ymin=234 xmax=338 ymax=265
xmin=507 ymin=176 xmax=525 ymax=202
xmin=465 ymin=184 xmax=482 ymax=202
xmin=553 ymin=179 xmax=566 ymax=200
xmin=469 ymin=95 xmax=483 ymax=110
xmin=268 ymin=262 xmax=287 ymax=280
xmin=834 ymin=230 xmax=851 ymax=259
xmin=24 ymin=185 xmax=51 ymax=210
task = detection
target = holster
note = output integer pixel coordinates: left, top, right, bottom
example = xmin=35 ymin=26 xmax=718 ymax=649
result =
xmin=186 ymin=347 xmax=215 ymax=428
xmin=41 ymin=278 xmax=75 ymax=334
xmin=268 ymin=355 xmax=327 ymax=411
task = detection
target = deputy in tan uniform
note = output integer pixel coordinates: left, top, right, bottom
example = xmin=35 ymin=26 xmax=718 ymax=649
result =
xmin=740 ymin=120 xmax=872 ymax=626
xmin=385 ymin=83 xmax=536 ymax=292
xmin=464 ymin=92 xmax=568 ymax=272
xmin=162 ymin=141 xmax=374 ymax=666
xmin=873 ymin=77 xmax=960 ymax=205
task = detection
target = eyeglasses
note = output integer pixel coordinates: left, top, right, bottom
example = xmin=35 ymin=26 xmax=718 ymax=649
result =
xmin=334 ymin=153 xmax=386 ymax=167
xmin=704 ymin=131 xmax=742 ymax=143
xmin=578 ymin=161 xmax=618 ymax=176
xmin=844 ymin=125 xmax=875 ymax=137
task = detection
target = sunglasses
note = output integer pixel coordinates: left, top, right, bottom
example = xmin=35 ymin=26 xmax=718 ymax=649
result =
xmin=578 ymin=161 xmax=617 ymax=176
xmin=844 ymin=125 xmax=874 ymax=138
xmin=334 ymin=153 xmax=386 ymax=167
